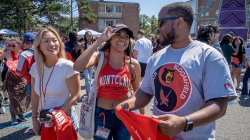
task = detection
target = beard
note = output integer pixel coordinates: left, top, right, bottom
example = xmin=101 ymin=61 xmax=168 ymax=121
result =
xmin=159 ymin=27 xmax=176 ymax=47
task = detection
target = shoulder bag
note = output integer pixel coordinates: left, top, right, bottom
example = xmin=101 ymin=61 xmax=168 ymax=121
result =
xmin=78 ymin=52 xmax=104 ymax=139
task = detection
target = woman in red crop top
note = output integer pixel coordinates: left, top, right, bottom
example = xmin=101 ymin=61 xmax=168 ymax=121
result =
xmin=74 ymin=24 xmax=141 ymax=140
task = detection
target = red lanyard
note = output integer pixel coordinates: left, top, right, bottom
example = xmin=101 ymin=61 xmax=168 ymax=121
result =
xmin=41 ymin=65 xmax=55 ymax=103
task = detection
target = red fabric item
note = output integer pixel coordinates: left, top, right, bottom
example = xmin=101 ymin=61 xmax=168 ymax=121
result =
xmin=41 ymin=108 xmax=77 ymax=140
xmin=116 ymin=108 xmax=174 ymax=140
xmin=52 ymin=108 xmax=77 ymax=140
xmin=66 ymin=52 xmax=75 ymax=62
xmin=10 ymin=50 xmax=22 ymax=61
xmin=41 ymin=123 xmax=56 ymax=140
xmin=15 ymin=48 xmax=34 ymax=83
xmin=6 ymin=60 xmax=18 ymax=72
xmin=97 ymin=51 xmax=132 ymax=100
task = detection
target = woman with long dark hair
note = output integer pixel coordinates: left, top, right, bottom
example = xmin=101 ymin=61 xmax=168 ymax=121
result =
xmin=231 ymin=36 xmax=246 ymax=90
xmin=220 ymin=34 xmax=235 ymax=66
xmin=74 ymin=24 xmax=141 ymax=140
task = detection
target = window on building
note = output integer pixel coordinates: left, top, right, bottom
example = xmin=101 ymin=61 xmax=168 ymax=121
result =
xmin=99 ymin=4 xmax=105 ymax=12
xmin=98 ymin=19 xmax=117 ymax=28
xmin=106 ymin=20 xmax=116 ymax=26
xmin=99 ymin=19 xmax=105 ymax=27
xmin=106 ymin=5 xmax=115 ymax=13
xmin=115 ymin=5 xmax=122 ymax=13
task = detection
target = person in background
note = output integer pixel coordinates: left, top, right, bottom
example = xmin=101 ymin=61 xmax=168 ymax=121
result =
xmin=196 ymin=25 xmax=222 ymax=53
xmin=220 ymin=34 xmax=235 ymax=66
xmin=117 ymin=2 xmax=237 ymax=139
xmin=74 ymin=24 xmax=141 ymax=140
xmin=65 ymin=32 xmax=78 ymax=62
xmin=242 ymin=42 xmax=250 ymax=99
xmin=0 ymin=38 xmax=28 ymax=125
xmin=30 ymin=27 xmax=80 ymax=136
xmin=82 ymin=31 xmax=94 ymax=95
xmin=133 ymin=30 xmax=153 ymax=82
xmin=15 ymin=32 xmax=36 ymax=99
xmin=230 ymin=36 xmax=246 ymax=91
xmin=1 ymin=38 xmax=10 ymax=106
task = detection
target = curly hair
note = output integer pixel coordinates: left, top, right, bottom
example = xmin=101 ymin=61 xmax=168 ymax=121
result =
xmin=163 ymin=2 xmax=194 ymax=27
xmin=197 ymin=25 xmax=219 ymax=44
xmin=220 ymin=34 xmax=233 ymax=46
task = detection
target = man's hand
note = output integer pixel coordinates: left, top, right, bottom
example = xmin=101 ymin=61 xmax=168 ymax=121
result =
xmin=153 ymin=114 xmax=186 ymax=137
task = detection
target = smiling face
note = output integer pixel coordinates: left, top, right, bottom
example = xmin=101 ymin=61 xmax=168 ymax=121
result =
xmin=39 ymin=31 xmax=60 ymax=57
xmin=110 ymin=30 xmax=130 ymax=53
xmin=85 ymin=32 xmax=93 ymax=42
xmin=8 ymin=40 xmax=20 ymax=52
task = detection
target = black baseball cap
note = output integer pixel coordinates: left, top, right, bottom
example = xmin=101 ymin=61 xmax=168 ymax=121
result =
xmin=111 ymin=24 xmax=133 ymax=38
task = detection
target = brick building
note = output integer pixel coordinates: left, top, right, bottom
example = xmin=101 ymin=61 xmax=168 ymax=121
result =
xmin=78 ymin=0 xmax=140 ymax=36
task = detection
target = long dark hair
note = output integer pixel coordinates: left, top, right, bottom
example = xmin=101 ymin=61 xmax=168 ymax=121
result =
xmin=68 ymin=31 xmax=78 ymax=49
xmin=220 ymin=34 xmax=233 ymax=46
xmin=84 ymin=31 xmax=94 ymax=50
xmin=232 ymin=36 xmax=244 ymax=59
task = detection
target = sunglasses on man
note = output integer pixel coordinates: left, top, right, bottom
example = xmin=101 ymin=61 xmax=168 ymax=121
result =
xmin=158 ymin=17 xmax=180 ymax=28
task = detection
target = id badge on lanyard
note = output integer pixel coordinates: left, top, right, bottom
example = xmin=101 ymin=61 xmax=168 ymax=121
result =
xmin=95 ymin=112 xmax=110 ymax=139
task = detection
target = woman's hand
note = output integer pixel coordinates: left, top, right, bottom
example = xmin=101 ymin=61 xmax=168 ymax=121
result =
xmin=46 ymin=114 xmax=55 ymax=122
xmin=96 ymin=26 xmax=116 ymax=44
xmin=32 ymin=118 xmax=41 ymax=135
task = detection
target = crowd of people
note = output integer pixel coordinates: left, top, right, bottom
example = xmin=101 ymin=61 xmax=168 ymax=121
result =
xmin=0 ymin=2 xmax=248 ymax=140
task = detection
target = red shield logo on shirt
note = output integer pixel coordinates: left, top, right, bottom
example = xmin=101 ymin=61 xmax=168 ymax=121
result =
xmin=153 ymin=63 xmax=191 ymax=112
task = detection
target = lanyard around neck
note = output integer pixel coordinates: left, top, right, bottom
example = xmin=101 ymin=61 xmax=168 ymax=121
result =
xmin=41 ymin=65 xmax=55 ymax=103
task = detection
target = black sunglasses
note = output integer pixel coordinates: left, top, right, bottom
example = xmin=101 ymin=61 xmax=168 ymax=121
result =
xmin=7 ymin=44 xmax=18 ymax=48
xmin=158 ymin=17 xmax=179 ymax=28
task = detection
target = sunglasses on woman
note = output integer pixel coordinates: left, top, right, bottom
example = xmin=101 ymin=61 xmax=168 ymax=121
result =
xmin=8 ymin=44 xmax=18 ymax=48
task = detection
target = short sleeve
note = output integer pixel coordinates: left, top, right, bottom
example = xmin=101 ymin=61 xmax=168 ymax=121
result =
xmin=134 ymin=40 xmax=141 ymax=51
xmin=203 ymin=52 xmax=237 ymax=101
xmin=65 ymin=60 xmax=79 ymax=79
xmin=29 ymin=63 xmax=36 ymax=78
xmin=140 ymin=57 xmax=154 ymax=95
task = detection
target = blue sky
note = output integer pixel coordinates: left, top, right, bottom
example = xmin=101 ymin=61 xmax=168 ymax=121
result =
xmin=109 ymin=0 xmax=188 ymax=17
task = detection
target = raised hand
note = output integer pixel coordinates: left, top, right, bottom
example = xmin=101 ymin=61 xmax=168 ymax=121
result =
xmin=96 ymin=26 xmax=116 ymax=44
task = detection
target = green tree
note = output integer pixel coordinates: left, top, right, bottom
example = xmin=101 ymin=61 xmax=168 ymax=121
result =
xmin=77 ymin=0 xmax=96 ymax=27
xmin=139 ymin=14 xmax=158 ymax=36
xmin=0 ymin=0 xmax=72 ymax=35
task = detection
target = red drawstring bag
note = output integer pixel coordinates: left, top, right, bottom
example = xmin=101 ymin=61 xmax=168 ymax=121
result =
xmin=115 ymin=108 xmax=174 ymax=140
xmin=41 ymin=108 xmax=77 ymax=140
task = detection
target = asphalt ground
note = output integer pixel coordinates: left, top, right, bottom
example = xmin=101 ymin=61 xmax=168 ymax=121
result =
xmin=0 ymin=77 xmax=250 ymax=140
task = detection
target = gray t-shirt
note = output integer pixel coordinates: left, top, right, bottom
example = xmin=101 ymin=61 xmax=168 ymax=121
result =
xmin=140 ymin=41 xmax=237 ymax=140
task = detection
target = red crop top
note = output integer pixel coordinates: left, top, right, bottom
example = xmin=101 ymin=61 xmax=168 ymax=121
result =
xmin=98 ymin=51 xmax=132 ymax=100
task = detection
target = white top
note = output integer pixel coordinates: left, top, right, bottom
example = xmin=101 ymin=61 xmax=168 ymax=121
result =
xmin=29 ymin=58 xmax=79 ymax=110
xmin=134 ymin=37 xmax=153 ymax=63
xmin=140 ymin=41 xmax=237 ymax=140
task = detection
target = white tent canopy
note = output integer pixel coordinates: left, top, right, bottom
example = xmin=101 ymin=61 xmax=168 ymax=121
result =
xmin=0 ymin=29 xmax=19 ymax=36
xmin=77 ymin=28 xmax=101 ymax=38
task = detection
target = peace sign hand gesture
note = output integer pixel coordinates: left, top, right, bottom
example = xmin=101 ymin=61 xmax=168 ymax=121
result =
xmin=96 ymin=26 xmax=116 ymax=44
